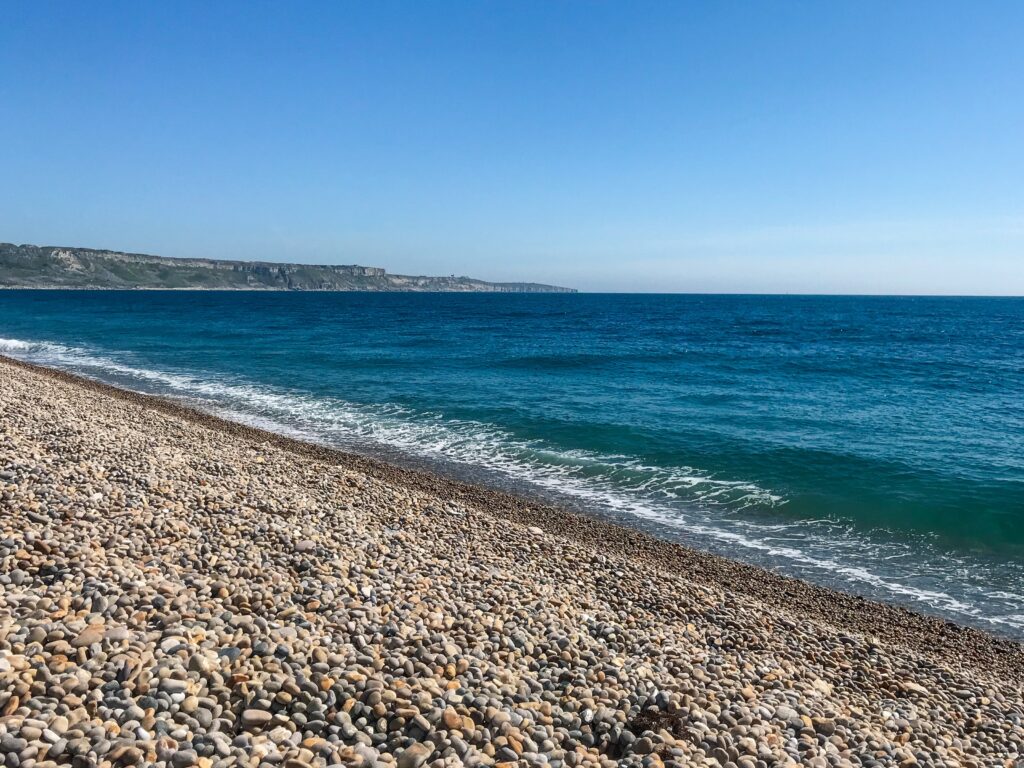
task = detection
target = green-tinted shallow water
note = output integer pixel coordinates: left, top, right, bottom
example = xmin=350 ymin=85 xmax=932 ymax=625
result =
xmin=1 ymin=291 xmax=1022 ymax=635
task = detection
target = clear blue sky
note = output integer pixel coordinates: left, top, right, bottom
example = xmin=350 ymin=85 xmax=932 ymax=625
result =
xmin=2 ymin=2 xmax=1022 ymax=293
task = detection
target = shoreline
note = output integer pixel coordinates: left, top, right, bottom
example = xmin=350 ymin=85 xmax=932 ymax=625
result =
xmin=3 ymin=353 xmax=1022 ymax=681
xmin=3 ymin=354 xmax=1024 ymax=767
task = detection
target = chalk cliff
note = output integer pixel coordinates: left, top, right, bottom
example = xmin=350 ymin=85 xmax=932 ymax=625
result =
xmin=0 ymin=243 xmax=576 ymax=293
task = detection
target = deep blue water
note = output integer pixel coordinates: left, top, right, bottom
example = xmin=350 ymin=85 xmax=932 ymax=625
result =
xmin=2 ymin=291 xmax=1023 ymax=636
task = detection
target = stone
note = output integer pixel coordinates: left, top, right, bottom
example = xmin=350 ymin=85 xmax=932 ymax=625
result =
xmin=71 ymin=623 xmax=105 ymax=647
xmin=0 ymin=357 xmax=1019 ymax=768
xmin=171 ymin=750 xmax=199 ymax=768
xmin=241 ymin=710 xmax=273 ymax=728
xmin=397 ymin=742 xmax=433 ymax=768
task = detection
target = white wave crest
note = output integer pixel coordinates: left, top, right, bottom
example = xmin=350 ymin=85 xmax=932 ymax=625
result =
xmin=0 ymin=337 xmax=34 ymax=351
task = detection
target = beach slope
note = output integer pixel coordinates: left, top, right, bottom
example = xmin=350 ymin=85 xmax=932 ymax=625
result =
xmin=1 ymin=359 xmax=1021 ymax=767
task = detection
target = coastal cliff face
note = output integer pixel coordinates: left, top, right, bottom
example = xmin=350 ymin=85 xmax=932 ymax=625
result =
xmin=0 ymin=243 xmax=576 ymax=292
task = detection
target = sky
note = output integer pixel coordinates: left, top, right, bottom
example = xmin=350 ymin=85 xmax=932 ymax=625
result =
xmin=2 ymin=2 xmax=1022 ymax=294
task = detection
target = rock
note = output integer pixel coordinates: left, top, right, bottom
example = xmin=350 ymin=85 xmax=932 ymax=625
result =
xmin=397 ymin=742 xmax=433 ymax=768
xmin=901 ymin=681 xmax=930 ymax=696
xmin=812 ymin=717 xmax=836 ymax=736
xmin=71 ymin=623 xmax=105 ymax=647
xmin=241 ymin=709 xmax=273 ymax=728
xmin=0 ymin=358 xmax=1020 ymax=768
xmin=633 ymin=737 xmax=654 ymax=755
xmin=171 ymin=750 xmax=199 ymax=768
xmin=443 ymin=707 xmax=463 ymax=730
xmin=109 ymin=744 xmax=144 ymax=765
xmin=105 ymin=626 xmax=130 ymax=642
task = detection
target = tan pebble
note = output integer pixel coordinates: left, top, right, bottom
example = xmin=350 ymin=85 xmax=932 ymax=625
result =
xmin=71 ymin=623 xmax=106 ymax=648
xmin=442 ymin=707 xmax=462 ymax=730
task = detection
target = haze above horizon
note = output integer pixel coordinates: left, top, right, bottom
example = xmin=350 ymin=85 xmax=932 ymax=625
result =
xmin=2 ymin=2 xmax=1022 ymax=295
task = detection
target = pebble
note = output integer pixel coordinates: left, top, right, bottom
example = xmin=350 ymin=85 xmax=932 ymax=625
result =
xmin=241 ymin=710 xmax=273 ymax=728
xmin=70 ymin=623 xmax=105 ymax=647
xmin=397 ymin=742 xmax=433 ymax=768
xmin=1 ymin=359 xmax=1022 ymax=768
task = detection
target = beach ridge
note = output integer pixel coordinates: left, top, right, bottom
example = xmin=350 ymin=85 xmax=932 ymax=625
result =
xmin=1 ymin=357 xmax=1022 ymax=767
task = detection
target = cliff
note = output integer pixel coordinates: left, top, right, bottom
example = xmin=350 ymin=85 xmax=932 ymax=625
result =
xmin=0 ymin=243 xmax=576 ymax=293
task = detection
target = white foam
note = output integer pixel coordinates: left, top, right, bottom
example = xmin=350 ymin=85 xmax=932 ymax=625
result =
xmin=0 ymin=337 xmax=33 ymax=351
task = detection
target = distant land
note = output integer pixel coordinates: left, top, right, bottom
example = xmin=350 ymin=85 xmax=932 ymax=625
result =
xmin=0 ymin=243 xmax=576 ymax=293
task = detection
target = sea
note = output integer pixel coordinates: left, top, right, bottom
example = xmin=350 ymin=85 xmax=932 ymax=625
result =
xmin=1 ymin=290 xmax=1022 ymax=638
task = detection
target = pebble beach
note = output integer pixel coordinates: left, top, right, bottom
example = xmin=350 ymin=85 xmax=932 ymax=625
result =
xmin=2 ymin=357 xmax=1023 ymax=768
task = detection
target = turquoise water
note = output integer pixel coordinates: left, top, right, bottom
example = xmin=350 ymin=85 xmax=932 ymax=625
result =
xmin=1 ymin=291 xmax=1022 ymax=636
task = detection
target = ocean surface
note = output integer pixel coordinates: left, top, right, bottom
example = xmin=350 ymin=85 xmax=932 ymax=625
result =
xmin=1 ymin=291 xmax=1022 ymax=637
